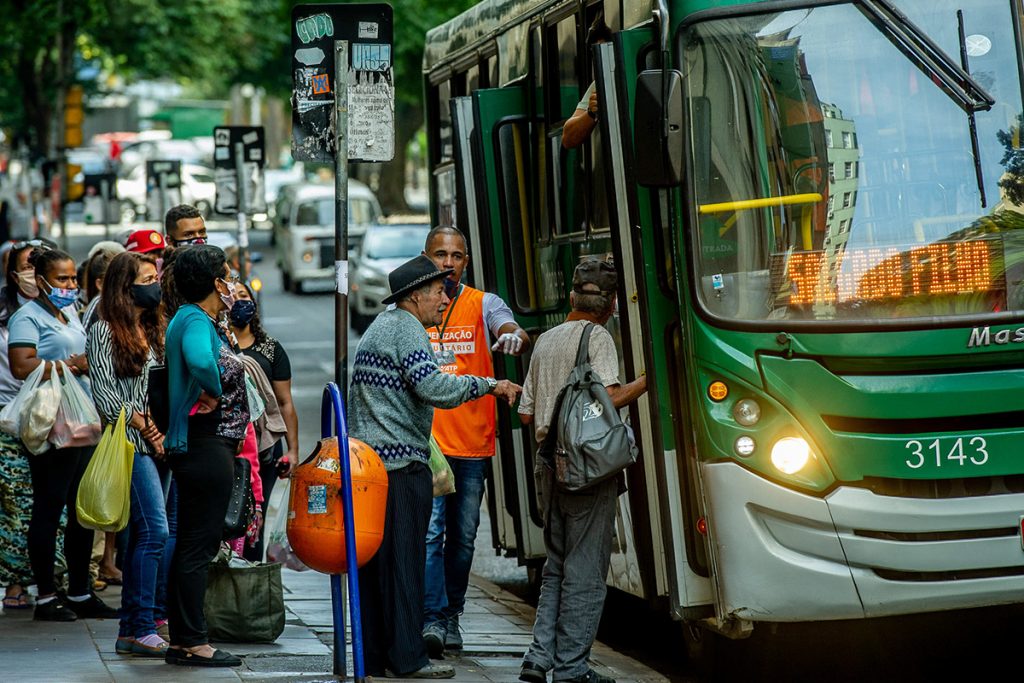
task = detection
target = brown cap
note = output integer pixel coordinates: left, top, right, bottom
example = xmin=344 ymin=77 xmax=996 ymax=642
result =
xmin=572 ymin=258 xmax=617 ymax=296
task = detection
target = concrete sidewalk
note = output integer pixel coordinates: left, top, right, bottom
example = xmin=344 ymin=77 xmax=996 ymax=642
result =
xmin=0 ymin=568 xmax=668 ymax=683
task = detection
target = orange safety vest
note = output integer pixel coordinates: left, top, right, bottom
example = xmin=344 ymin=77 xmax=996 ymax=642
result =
xmin=428 ymin=285 xmax=496 ymax=458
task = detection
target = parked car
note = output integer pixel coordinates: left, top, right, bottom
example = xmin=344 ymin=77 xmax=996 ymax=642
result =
xmin=350 ymin=222 xmax=430 ymax=332
xmin=274 ymin=181 xmax=382 ymax=294
xmin=117 ymin=163 xmax=217 ymax=223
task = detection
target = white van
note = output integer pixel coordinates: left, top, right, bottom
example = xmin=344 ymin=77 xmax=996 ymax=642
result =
xmin=274 ymin=181 xmax=382 ymax=293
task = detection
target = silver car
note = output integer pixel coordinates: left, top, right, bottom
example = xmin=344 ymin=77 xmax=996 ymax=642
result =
xmin=350 ymin=223 xmax=430 ymax=332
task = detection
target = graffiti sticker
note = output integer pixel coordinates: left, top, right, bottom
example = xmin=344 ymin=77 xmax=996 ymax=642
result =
xmin=311 ymin=73 xmax=331 ymax=95
xmin=296 ymin=13 xmax=334 ymax=44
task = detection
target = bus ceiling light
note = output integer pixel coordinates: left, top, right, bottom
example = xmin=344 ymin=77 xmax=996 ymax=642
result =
xmin=771 ymin=437 xmax=811 ymax=475
xmin=733 ymin=398 xmax=761 ymax=426
xmin=708 ymin=381 xmax=728 ymax=402
xmin=734 ymin=436 xmax=755 ymax=457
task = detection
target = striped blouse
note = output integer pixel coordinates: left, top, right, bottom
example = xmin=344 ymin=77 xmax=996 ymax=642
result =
xmin=85 ymin=319 xmax=157 ymax=454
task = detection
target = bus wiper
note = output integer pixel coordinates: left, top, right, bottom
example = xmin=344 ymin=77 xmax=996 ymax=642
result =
xmin=957 ymin=9 xmax=987 ymax=208
xmin=857 ymin=0 xmax=995 ymax=114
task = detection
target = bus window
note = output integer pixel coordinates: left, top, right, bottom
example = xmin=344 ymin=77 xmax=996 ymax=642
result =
xmin=602 ymin=0 xmax=622 ymax=31
xmin=466 ymin=65 xmax=480 ymax=93
xmin=437 ymin=80 xmax=453 ymax=162
xmin=487 ymin=54 xmax=499 ymax=89
xmin=435 ymin=164 xmax=456 ymax=227
xmin=546 ymin=15 xmax=581 ymax=123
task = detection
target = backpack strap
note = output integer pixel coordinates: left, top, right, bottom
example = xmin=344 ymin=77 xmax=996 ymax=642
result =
xmin=575 ymin=322 xmax=594 ymax=369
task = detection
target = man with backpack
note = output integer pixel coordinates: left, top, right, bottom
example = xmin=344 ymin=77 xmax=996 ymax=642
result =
xmin=517 ymin=258 xmax=646 ymax=683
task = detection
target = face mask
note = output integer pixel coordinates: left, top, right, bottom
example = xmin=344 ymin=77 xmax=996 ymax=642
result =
xmin=130 ymin=282 xmax=162 ymax=310
xmin=173 ymin=236 xmax=207 ymax=247
xmin=229 ymin=299 xmax=257 ymax=328
xmin=443 ymin=278 xmax=459 ymax=299
xmin=42 ymin=279 xmax=78 ymax=309
xmin=218 ymin=279 xmax=236 ymax=310
xmin=155 ymin=257 xmax=164 ymax=277
xmin=16 ymin=270 xmax=38 ymax=298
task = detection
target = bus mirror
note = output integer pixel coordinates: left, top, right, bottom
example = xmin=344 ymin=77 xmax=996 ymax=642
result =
xmin=634 ymin=69 xmax=684 ymax=187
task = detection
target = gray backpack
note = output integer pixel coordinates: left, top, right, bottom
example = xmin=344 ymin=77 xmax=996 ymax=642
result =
xmin=538 ymin=323 xmax=638 ymax=492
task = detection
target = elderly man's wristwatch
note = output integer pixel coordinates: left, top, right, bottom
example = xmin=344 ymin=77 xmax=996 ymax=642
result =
xmin=484 ymin=377 xmax=498 ymax=394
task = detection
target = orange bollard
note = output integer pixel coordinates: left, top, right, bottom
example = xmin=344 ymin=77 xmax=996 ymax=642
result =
xmin=287 ymin=436 xmax=388 ymax=574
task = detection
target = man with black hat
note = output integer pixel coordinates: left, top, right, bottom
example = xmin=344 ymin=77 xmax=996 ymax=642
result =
xmin=517 ymin=258 xmax=646 ymax=683
xmin=350 ymin=254 xmax=520 ymax=679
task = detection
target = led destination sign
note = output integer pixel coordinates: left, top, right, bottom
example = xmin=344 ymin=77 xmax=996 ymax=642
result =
xmin=778 ymin=240 xmax=1001 ymax=305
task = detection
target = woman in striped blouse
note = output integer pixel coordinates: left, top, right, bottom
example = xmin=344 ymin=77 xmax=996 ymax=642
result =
xmin=85 ymin=251 xmax=169 ymax=657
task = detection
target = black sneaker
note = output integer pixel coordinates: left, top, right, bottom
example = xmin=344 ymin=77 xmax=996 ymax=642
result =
xmin=422 ymin=620 xmax=447 ymax=659
xmin=66 ymin=592 xmax=118 ymax=619
xmin=34 ymin=598 xmax=77 ymax=622
xmin=520 ymin=661 xmax=548 ymax=683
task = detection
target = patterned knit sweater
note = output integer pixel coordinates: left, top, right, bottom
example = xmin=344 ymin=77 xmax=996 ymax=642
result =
xmin=349 ymin=308 xmax=491 ymax=471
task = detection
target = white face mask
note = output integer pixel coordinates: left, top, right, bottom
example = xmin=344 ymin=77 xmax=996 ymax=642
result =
xmin=16 ymin=269 xmax=38 ymax=298
xmin=218 ymin=278 xmax=236 ymax=310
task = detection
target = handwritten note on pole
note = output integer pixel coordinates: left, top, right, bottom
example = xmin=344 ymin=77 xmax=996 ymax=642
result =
xmin=347 ymin=69 xmax=394 ymax=162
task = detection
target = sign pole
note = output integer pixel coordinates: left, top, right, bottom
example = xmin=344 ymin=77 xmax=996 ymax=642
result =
xmin=234 ymin=142 xmax=250 ymax=282
xmin=329 ymin=38 xmax=353 ymax=680
xmin=158 ymin=174 xmax=167 ymax=231
xmin=100 ymin=177 xmax=111 ymax=241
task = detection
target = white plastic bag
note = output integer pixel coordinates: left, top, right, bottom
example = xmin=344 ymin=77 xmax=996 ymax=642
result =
xmin=50 ymin=362 xmax=102 ymax=449
xmin=21 ymin=363 xmax=62 ymax=455
xmin=0 ymin=361 xmax=45 ymax=436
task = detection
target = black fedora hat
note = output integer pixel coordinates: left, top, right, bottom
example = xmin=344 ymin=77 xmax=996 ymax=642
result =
xmin=382 ymin=254 xmax=454 ymax=305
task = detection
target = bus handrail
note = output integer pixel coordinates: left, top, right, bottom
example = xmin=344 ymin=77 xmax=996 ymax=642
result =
xmin=698 ymin=193 xmax=823 ymax=214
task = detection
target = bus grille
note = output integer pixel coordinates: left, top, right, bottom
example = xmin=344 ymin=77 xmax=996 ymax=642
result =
xmin=849 ymin=475 xmax=1024 ymax=499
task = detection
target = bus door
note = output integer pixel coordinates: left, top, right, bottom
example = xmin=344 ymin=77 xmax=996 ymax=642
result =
xmin=468 ymin=86 xmax=547 ymax=564
xmin=598 ymin=34 xmax=714 ymax=616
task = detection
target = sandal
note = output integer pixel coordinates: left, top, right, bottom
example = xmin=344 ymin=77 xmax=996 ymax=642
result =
xmin=2 ymin=592 xmax=31 ymax=609
xmin=98 ymin=575 xmax=123 ymax=586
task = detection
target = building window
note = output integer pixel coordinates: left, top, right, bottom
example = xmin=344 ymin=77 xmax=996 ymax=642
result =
xmin=842 ymin=192 xmax=852 ymax=209
xmin=829 ymin=163 xmax=835 ymax=182
xmin=842 ymin=131 xmax=853 ymax=149
xmin=828 ymin=196 xmax=834 ymax=214
xmin=826 ymin=130 xmax=833 ymax=147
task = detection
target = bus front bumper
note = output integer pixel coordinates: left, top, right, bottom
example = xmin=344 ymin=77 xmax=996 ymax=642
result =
xmin=701 ymin=461 xmax=1024 ymax=622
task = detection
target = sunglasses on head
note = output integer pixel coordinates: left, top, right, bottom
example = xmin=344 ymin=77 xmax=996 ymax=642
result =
xmin=12 ymin=239 xmax=50 ymax=251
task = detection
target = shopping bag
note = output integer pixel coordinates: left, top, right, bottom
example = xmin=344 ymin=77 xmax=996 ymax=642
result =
xmin=21 ymin=364 xmax=62 ymax=455
xmin=204 ymin=547 xmax=285 ymax=643
xmin=50 ymin=362 xmax=102 ymax=449
xmin=265 ymin=481 xmax=309 ymax=571
xmin=429 ymin=435 xmax=456 ymax=497
xmin=0 ymin=361 xmax=45 ymax=435
xmin=76 ymin=406 xmax=134 ymax=532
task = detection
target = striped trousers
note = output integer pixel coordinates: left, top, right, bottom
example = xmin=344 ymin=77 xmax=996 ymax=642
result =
xmin=359 ymin=461 xmax=433 ymax=676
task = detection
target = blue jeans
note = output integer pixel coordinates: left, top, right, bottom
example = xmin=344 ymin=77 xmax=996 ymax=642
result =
xmin=423 ymin=456 xmax=488 ymax=625
xmin=119 ymin=453 xmax=171 ymax=638
xmin=154 ymin=477 xmax=177 ymax=623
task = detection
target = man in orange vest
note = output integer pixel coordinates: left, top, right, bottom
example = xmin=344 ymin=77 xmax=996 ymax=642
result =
xmin=421 ymin=225 xmax=529 ymax=658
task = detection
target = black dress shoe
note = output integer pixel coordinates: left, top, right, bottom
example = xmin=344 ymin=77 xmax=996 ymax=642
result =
xmin=520 ymin=660 xmax=548 ymax=683
xmin=66 ymin=593 xmax=118 ymax=619
xmin=33 ymin=599 xmax=77 ymax=622
xmin=165 ymin=647 xmax=243 ymax=667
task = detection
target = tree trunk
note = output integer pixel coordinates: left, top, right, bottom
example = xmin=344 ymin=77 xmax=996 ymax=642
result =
xmin=375 ymin=102 xmax=424 ymax=215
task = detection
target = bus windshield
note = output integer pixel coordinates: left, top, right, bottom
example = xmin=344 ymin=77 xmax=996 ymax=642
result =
xmin=683 ymin=0 xmax=1024 ymax=324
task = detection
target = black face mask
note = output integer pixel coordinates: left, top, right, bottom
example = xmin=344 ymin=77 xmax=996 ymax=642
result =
xmin=229 ymin=299 xmax=257 ymax=328
xmin=130 ymin=282 xmax=162 ymax=310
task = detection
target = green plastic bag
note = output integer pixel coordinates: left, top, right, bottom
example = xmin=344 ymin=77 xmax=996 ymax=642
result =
xmin=429 ymin=435 xmax=456 ymax=497
xmin=204 ymin=547 xmax=285 ymax=643
xmin=76 ymin=407 xmax=134 ymax=532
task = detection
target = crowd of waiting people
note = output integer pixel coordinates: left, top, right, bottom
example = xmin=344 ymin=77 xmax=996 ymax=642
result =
xmin=0 ymin=204 xmax=298 ymax=667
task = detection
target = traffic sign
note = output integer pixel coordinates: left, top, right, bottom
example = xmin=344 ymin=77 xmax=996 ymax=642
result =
xmin=290 ymin=3 xmax=394 ymax=163
xmin=213 ymin=125 xmax=267 ymax=215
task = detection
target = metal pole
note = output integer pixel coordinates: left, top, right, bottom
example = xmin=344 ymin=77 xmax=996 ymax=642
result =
xmin=158 ymin=174 xmax=167 ymax=231
xmin=100 ymin=178 xmax=110 ymax=240
xmin=234 ymin=141 xmax=249 ymax=282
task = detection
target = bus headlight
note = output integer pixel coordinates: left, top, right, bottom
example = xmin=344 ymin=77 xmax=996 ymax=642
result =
xmin=734 ymin=436 xmax=755 ymax=457
xmin=732 ymin=399 xmax=761 ymax=426
xmin=771 ymin=437 xmax=811 ymax=474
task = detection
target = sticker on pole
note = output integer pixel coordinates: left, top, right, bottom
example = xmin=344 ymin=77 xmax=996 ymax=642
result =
xmin=290 ymin=3 xmax=394 ymax=163
xmin=307 ymin=485 xmax=328 ymax=515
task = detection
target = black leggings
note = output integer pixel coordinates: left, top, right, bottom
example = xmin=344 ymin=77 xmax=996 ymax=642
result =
xmin=166 ymin=434 xmax=237 ymax=647
xmin=27 ymin=446 xmax=94 ymax=597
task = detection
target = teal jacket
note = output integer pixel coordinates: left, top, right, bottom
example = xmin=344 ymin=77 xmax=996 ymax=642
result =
xmin=165 ymin=304 xmax=223 ymax=454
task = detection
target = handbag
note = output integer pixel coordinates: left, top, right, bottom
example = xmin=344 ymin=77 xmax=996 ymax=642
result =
xmin=76 ymin=406 xmax=135 ymax=532
xmin=204 ymin=546 xmax=285 ymax=643
xmin=146 ymin=363 xmax=169 ymax=434
xmin=538 ymin=323 xmax=638 ymax=492
xmin=223 ymin=455 xmax=256 ymax=539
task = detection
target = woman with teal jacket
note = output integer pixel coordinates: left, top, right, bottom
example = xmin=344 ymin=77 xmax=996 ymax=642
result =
xmin=162 ymin=245 xmax=249 ymax=668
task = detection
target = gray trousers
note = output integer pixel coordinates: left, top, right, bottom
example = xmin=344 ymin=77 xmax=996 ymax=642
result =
xmin=525 ymin=469 xmax=618 ymax=680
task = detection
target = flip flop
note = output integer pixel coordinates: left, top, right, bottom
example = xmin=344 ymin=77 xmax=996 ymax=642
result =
xmin=2 ymin=593 xmax=31 ymax=609
xmin=98 ymin=575 xmax=123 ymax=586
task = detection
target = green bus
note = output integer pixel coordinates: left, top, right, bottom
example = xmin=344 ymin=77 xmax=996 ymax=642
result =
xmin=422 ymin=0 xmax=1024 ymax=643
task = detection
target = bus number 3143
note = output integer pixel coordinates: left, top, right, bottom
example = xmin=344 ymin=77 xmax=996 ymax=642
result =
xmin=904 ymin=437 xmax=989 ymax=469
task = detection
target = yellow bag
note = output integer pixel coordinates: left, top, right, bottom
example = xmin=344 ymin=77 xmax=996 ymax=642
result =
xmin=76 ymin=407 xmax=134 ymax=532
